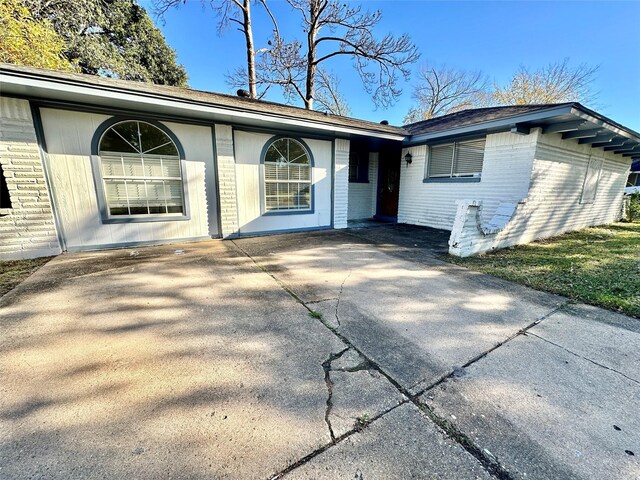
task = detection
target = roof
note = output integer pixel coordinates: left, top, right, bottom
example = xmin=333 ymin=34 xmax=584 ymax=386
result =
xmin=404 ymin=104 xmax=575 ymax=135
xmin=0 ymin=63 xmax=405 ymax=139
xmin=1 ymin=64 xmax=638 ymax=159
xmin=403 ymin=103 xmax=640 ymax=160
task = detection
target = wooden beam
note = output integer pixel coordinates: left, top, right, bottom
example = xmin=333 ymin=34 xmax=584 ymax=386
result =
xmin=604 ymin=140 xmax=635 ymax=151
xmin=510 ymin=124 xmax=530 ymax=135
xmin=562 ymin=128 xmax=604 ymax=139
xmin=591 ymin=136 xmax=627 ymax=148
xmin=542 ymin=120 xmax=587 ymax=134
xmin=617 ymin=145 xmax=640 ymax=153
xmin=578 ymin=132 xmax=615 ymax=145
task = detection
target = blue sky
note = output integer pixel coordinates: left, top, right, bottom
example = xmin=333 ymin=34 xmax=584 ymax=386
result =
xmin=144 ymin=1 xmax=640 ymax=130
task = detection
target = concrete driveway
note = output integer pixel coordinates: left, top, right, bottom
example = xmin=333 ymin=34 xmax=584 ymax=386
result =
xmin=1 ymin=225 xmax=639 ymax=479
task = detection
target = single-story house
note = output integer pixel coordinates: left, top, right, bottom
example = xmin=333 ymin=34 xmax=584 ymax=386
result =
xmin=1 ymin=63 xmax=639 ymax=260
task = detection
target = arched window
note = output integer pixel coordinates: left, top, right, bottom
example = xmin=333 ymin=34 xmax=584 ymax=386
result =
xmin=97 ymin=121 xmax=185 ymax=217
xmin=263 ymin=137 xmax=312 ymax=212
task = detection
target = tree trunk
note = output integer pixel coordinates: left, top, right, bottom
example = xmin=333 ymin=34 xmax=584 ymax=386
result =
xmin=304 ymin=0 xmax=318 ymax=110
xmin=242 ymin=0 xmax=257 ymax=99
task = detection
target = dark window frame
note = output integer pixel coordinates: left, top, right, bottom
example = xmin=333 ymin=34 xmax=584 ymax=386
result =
xmin=348 ymin=151 xmax=369 ymax=183
xmin=259 ymin=135 xmax=315 ymax=216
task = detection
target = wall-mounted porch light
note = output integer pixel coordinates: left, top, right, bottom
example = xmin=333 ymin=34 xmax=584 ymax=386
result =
xmin=404 ymin=152 xmax=413 ymax=165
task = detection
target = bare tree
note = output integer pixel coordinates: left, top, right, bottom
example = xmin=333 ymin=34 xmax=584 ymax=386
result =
xmin=492 ymin=58 xmax=599 ymax=106
xmin=314 ymin=68 xmax=350 ymax=116
xmin=154 ymin=0 xmax=277 ymax=98
xmin=404 ymin=63 xmax=489 ymax=123
xmin=250 ymin=0 xmax=418 ymax=110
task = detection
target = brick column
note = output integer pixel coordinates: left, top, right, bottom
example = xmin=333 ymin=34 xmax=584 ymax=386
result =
xmin=214 ymin=124 xmax=239 ymax=237
xmin=333 ymin=139 xmax=350 ymax=229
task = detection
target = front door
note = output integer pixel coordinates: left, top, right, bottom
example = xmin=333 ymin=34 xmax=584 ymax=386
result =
xmin=376 ymin=153 xmax=401 ymax=220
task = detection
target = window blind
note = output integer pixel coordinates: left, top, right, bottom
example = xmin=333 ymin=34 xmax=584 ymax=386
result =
xmin=428 ymin=139 xmax=485 ymax=179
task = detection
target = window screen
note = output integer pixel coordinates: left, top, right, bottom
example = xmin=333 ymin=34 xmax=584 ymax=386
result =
xmin=427 ymin=139 xmax=485 ymax=179
xmin=263 ymin=138 xmax=311 ymax=211
xmin=98 ymin=121 xmax=184 ymax=217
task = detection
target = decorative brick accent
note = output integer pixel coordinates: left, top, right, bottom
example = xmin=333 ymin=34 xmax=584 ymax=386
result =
xmin=333 ymin=139 xmax=350 ymax=228
xmin=214 ymin=124 xmax=239 ymax=237
xmin=0 ymin=97 xmax=61 ymax=260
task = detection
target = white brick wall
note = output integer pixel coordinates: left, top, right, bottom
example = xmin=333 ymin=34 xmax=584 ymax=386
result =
xmin=333 ymin=139 xmax=350 ymax=228
xmin=0 ymin=97 xmax=61 ymax=260
xmin=215 ymin=124 xmax=239 ymax=237
xmin=398 ymin=131 xmax=538 ymax=230
xmin=347 ymin=152 xmax=378 ymax=220
xmin=448 ymin=131 xmax=631 ymax=257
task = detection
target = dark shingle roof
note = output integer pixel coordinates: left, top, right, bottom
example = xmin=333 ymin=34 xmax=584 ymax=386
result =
xmin=0 ymin=63 xmax=405 ymax=137
xmin=403 ymin=104 xmax=575 ymax=135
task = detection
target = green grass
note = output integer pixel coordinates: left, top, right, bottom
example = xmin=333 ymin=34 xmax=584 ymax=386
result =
xmin=308 ymin=310 xmax=323 ymax=320
xmin=445 ymin=222 xmax=640 ymax=318
xmin=0 ymin=257 xmax=52 ymax=297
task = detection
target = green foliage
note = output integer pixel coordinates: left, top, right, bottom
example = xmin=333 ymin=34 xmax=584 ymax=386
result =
xmin=0 ymin=0 xmax=76 ymax=71
xmin=355 ymin=413 xmax=371 ymax=430
xmin=625 ymin=193 xmax=640 ymax=223
xmin=308 ymin=310 xmax=323 ymax=319
xmin=446 ymin=223 xmax=640 ymax=318
xmin=23 ymin=0 xmax=187 ymax=86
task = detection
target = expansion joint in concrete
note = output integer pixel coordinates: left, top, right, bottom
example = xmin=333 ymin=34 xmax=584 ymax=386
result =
xmin=527 ymin=332 xmax=640 ymax=386
xmin=235 ymin=241 xmax=517 ymax=480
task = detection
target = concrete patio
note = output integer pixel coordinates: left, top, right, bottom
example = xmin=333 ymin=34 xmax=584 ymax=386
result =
xmin=1 ymin=225 xmax=638 ymax=479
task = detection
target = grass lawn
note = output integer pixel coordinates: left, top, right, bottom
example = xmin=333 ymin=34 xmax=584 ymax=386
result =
xmin=445 ymin=222 xmax=640 ymax=318
xmin=0 ymin=257 xmax=53 ymax=297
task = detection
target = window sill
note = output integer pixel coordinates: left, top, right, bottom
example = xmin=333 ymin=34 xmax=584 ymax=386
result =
xmin=101 ymin=214 xmax=191 ymax=224
xmin=0 ymin=208 xmax=12 ymax=216
xmin=263 ymin=209 xmax=315 ymax=216
xmin=423 ymin=177 xmax=481 ymax=184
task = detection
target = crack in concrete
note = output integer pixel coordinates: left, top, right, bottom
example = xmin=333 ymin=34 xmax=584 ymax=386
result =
xmin=268 ymin=401 xmax=408 ymax=480
xmin=234 ymin=241 xmax=531 ymax=479
xmin=322 ymin=347 xmax=350 ymax=443
xmin=306 ymin=298 xmax=338 ymax=305
xmin=527 ymin=332 xmax=640 ymax=386
xmin=334 ymin=271 xmax=352 ymax=326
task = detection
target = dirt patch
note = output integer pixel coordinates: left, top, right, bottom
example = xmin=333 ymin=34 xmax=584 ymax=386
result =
xmin=0 ymin=257 xmax=53 ymax=297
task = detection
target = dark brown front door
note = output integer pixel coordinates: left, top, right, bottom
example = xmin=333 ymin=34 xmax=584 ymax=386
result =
xmin=377 ymin=154 xmax=401 ymax=219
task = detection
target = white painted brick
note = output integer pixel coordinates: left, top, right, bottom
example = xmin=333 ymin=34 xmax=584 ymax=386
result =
xmin=333 ymin=139 xmax=350 ymax=229
xmin=214 ymin=124 xmax=239 ymax=237
xmin=0 ymin=96 xmax=61 ymax=260
xmin=446 ymin=130 xmax=631 ymax=256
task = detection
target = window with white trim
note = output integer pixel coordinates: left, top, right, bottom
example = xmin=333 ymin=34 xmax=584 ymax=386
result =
xmin=263 ymin=137 xmax=311 ymax=211
xmin=98 ymin=121 xmax=185 ymax=217
xmin=427 ymin=138 xmax=486 ymax=179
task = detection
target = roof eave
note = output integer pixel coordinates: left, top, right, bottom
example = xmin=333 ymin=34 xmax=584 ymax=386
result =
xmin=404 ymin=105 xmax=575 ymax=145
xmin=0 ymin=66 xmax=406 ymax=141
